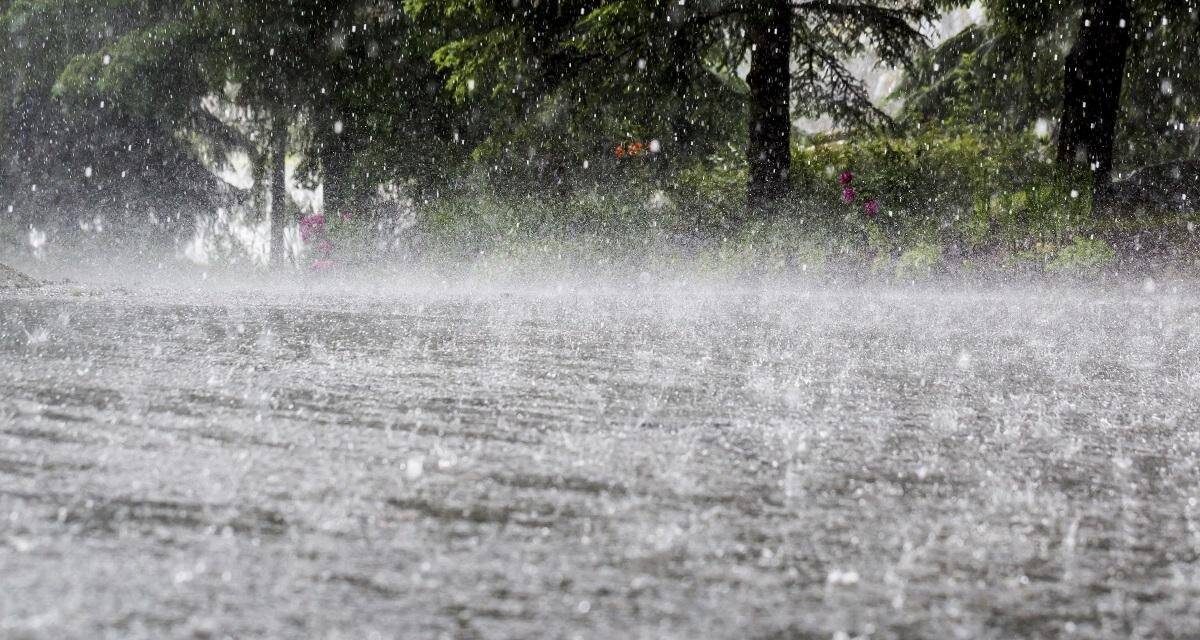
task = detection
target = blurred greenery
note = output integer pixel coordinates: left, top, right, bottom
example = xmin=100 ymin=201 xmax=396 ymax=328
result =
xmin=1 ymin=0 xmax=1198 ymax=275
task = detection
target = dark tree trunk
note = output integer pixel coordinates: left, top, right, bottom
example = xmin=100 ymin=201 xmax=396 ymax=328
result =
xmin=668 ymin=31 xmax=697 ymax=161
xmin=313 ymin=99 xmax=355 ymax=220
xmin=269 ymin=115 xmax=288 ymax=266
xmin=746 ymin=0 xmax=792 ymax=214
xmin=322 ymin=145 xmax=350 ymax=220
xmin=1057 ymin=0 xmax=1132 ymax=207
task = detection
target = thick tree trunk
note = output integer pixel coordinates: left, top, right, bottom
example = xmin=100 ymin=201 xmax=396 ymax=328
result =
xmin=269 ymin=115 xmax=288 ymax=266
xmin=1057 ymin=0 xmax=1131 ymax=208
xmin=746 ymin=0 xmax=792 ymax=214
xmin=668 ymin=31 xmax=696 ymax=161
xmin=315 ymin=102 xmax=355 ymax=220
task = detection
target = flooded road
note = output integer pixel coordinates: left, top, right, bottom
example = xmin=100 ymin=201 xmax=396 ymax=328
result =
xmin=2 ymin=280 xmax=1199 ymax=639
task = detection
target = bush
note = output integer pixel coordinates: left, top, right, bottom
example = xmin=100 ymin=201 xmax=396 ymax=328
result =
xmin=1046 ymin=235 xmax=1116 ymax=273
xmin=298 ymin=125 xmax=1191 ymax=278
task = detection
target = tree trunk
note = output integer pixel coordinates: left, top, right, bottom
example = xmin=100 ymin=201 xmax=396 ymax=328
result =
xmin=746 ymin=0 xmax=792 ymax=214
xmin=668 ymin=31 xmax=696 ymax=162
xmin=269 ymin=114 xmax=288 ymax=266
xmin=321 ymin=142 xmax=352 ymax=219
xmin=315 ymin=103 xmax=355 ymax=220
xmin=251 ymin=149 xmax=268 ymax=240
xmin=1057 ymin=0 xmax=1131 ymax=208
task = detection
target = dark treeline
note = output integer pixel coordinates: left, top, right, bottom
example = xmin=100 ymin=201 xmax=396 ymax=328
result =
xmin=1 ymin=0 xmax=1198 ymax=262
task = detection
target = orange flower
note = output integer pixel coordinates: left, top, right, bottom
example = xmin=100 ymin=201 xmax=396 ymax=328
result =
xmin=614 ymin=144 xmax=625 ymax=158
xmin=628 ymin=141 xmax=645 ymax=156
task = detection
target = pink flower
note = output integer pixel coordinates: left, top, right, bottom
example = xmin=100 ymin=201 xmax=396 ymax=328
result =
xmin=316 ymin=238 xmax=334 ymax=255
xmin=311 ymin=259 xmax=335 ymax=271
xmin=864 ymin=199 xmax=880 ymax=217
xmin=299 ymin=214 xmax=326 ymax=241
xmin=299 ymin=213 xmax=328 ymax=243
xmin=841 ymin=187 xmax=857 ymax=204
xmin=838 ymin=170 xmax=854 ymax=186
xmin=340 ymin=211 xmax=352 ymax=222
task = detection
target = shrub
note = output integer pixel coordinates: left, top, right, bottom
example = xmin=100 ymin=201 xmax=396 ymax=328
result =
xmin=1047 ymin=236 xmax=1116 ymax=273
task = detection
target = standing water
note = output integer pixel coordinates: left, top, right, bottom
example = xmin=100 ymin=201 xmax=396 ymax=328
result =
xmin=2 ymin=273 xmax=1198 ymax=638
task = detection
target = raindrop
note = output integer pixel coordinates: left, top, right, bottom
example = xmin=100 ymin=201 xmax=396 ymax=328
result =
xmin=28 ymin=227 xmax=46 ymax=258
xmin=956 ymin=351 xmax=972 ymax=369
xmin=404 ymin=455 xmax=424 ymax=480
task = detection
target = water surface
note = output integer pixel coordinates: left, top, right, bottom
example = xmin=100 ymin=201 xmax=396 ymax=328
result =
xmin=2 ymin=279 xmax=1198 ymax=638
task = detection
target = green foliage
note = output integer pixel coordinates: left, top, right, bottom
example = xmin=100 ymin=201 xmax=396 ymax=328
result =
xmin=897 ymin=0 xmax=1200 ymax=170
xmin=0 ymin=0 xmax=1196 ymax=277
xmin=895 ymin=242 xmax=944 ymax=276
xmin=1046 ymin=235 xmax=1116 ymax=273
xmin=792 ymin=128 xmax=1092 ymax=250
xmin=1 ymin=0 xmax=224 ymax=231
xmin=674 ymin=151 xmax=748 ymax=225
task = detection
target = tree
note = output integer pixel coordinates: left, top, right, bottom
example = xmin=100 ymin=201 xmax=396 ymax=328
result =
xmin=1 ymin=0 xmax=228 ymax=235
xmin=3 ymin=0 xmax=468 ymax=259
xmin=428 ymin=0 xmax=937 ymax=213
xmin=229 ymin=1 xmax=469 ymax=216
xmin=1056 ymin=0 xmax=1131 ymax=201
xmin=898 ymin=0 xmax=1200 ymax=207
xmin=270 ymin=114 xmax=288 ymax=265
xmin=746 ymin=0 xmax=792 ymax=211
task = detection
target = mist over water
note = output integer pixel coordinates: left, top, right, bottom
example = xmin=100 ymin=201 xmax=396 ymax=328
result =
xmin=3 ymin=245 xmax=1199 ymax=638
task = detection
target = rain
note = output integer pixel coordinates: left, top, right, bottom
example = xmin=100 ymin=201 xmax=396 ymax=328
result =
xmin=2 ymin=1 xmax=1200 ymax=638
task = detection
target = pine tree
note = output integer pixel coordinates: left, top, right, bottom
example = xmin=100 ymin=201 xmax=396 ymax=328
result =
xmin=898 ymin=0 xmax=1200 ymax=207
xmin=427 ymin=0 xmax=938 ymax=213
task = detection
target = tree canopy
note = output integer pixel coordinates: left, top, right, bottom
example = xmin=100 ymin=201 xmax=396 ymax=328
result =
xmin=1 ymin=0 xmax=1197 ymax=244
